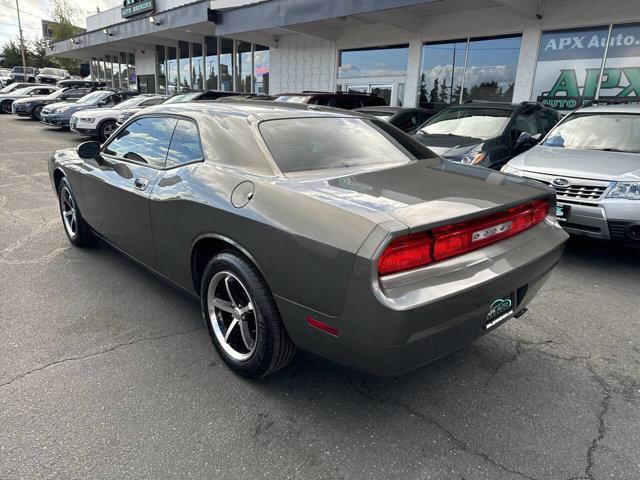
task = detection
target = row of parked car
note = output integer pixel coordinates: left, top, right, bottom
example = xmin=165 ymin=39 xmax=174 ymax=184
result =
xmin=2 ymin=78 xmax=638 ymax=246
xmin=0 ymin=66 xmax=72 ymax=88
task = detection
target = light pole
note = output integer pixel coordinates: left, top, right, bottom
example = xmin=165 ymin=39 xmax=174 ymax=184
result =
xmin=15 ymin=0 xmax=28 ymax=81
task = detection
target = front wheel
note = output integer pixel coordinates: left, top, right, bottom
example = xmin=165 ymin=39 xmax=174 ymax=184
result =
xmin=32 ymin=105 xmax=43 ymax=120
xmin=57 ymin=177 xmax=94 ymax=247
xmin=99 ymin=121 xmax=117 ymax=142
xmin=200 ymin=252 xmax=295 ymax=378
xmin=1 ymin=100 xmax=12 ymax=114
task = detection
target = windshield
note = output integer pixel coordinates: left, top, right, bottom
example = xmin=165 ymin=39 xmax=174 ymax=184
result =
xmin=259 ymin=117 xmax=435 ymax=173
xmin=273 ymin=95 xmax=311 ymax=104
xmin=113 ymin=97 xmax=144 ymax=109
xmin=76 ymin=90 xmax=108 ymax=104
xmin=543 ymin=113 xmax=640 ymax=153
xmin=40 ymin=68 xmax=65 ymax=76
xmin=9 ymin=87 xmax=33 ymax=96
xmin=418 ymin=107 xmax=511 ymax=139
xmin=163 ymin=93 xmax=196 ymax=104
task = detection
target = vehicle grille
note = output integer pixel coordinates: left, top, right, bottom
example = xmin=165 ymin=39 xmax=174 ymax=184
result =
xmin=523 ymin=177 xmax=608 ymax=202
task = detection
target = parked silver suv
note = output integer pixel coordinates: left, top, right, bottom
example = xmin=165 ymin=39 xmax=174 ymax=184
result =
xmin=501 ymin=104 xmax=640 ymax=245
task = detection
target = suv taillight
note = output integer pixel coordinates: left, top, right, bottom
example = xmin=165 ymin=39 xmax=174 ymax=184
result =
xmin=378 ymin=199 xmax=549 ymax=276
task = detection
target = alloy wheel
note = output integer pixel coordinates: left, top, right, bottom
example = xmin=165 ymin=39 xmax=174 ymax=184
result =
xmin=33 ymin=105 xmax=43 ymax=120
xmin=60 ymin=186 xmax=77 ymax=238
xmin=102 ymin=122 xmax=117 ymax=139
xmin=1 ymin=101 xmax=11 ymax=114
xmin=207 ymin=271 xmax=258 ymax=361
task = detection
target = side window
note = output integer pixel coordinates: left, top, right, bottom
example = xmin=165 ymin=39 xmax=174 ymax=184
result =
xmin=536 ymin=109 xmax=559 ymax=135
xmin=510 ymin=109 xmax=538 ymax=142
xmin=104 ymin=116 xmax=177 ymax=168
xmin=140 ymin=98 xmax=164 ymax=107
xmin=336 ymin=96 xmax=361 ymax=109
xmin=166 ymin=119 xmax=204 ymax=168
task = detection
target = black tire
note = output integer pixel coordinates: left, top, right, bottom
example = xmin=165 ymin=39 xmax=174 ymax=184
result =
xmin=57 ymin=177 xmax=95 ymax=247
xmin=200 ymin=251 xmax=295 ymax=378
xmin=1 ymin=100 xmax=11 ymax=114
xmin=98 ymin=120 xmax=117 ymax=142
xmin=32 ymin=104 xmax=43 ymax=120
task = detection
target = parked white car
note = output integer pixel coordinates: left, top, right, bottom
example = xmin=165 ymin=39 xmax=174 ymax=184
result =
xmin=0 ymin=68 xmax=11 ymax=88
xmin=501 ymin=103 xmax=640 ymax=245
xmin=70 ymin=94 xmax=167 ymax=141
xmin=0 ymin=85 xmax=59 ymax=114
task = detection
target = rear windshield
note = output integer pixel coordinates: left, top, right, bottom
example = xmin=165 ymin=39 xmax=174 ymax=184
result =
xmin=543 ymin=113 xmax=640 ymax=153
xmin=259 ymin=117 xmax=435 ymax=173
xmin=273 ymin=95 xmax=311 ymax=103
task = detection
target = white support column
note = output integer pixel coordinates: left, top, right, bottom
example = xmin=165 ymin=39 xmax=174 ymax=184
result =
xmin=512 ymin=18 xmax=542 ymax=103
xmin=404 ymin=38 xmax=423 ymax=107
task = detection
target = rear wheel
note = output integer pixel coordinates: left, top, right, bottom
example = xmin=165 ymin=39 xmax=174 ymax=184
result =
xmin=200 ymin=252 xmax=295 ymax=378
xmin=31 ymin=105 xmax=43 ymax=120
xmin=1 ymin=100 xmax=11 ymax=114
xmin=99 ymin=121 xmax=117 ymax=142
xmin=57 ymin=177 xmax=94 ymax=247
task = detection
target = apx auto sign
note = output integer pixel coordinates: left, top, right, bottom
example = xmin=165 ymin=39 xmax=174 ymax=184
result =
xmin=121 ymin=0 xmax=155 ymax=18
xmin=532 ymin=24 xmax=640 ymax=110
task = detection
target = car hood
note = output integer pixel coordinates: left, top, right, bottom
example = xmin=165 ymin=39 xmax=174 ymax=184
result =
xmin=45 ymin=101 xmax=89 ymax=113
xmin=73 ymin=107 xmax=120 ymax=117
xmin=510 ymin=145 xmax=640 ymax=181
xmin=411 ymin=132 xmax=484 ymax=157
xmin=13 ymin=95 xmax=56 ymax=105
xmin=284 ymin=159 xmax=550 ymax=231
xmin=0 ymin=93 xmax=29 ymax=100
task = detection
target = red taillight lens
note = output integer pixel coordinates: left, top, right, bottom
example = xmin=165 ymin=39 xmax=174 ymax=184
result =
xmin=377 ymin=232 xmax=433 ymax=276
xmin=378 ymin=199 xmax=549 ymax=276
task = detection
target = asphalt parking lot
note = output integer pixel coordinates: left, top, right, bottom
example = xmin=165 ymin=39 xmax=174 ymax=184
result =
xmin=0 ymin=114 xmax=638 ymax=480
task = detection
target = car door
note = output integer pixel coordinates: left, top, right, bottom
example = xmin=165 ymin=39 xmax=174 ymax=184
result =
xmin=79 ymin=115 xmax=178 ymax=268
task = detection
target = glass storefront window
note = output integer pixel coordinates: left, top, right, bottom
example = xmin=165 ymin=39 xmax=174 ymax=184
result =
xmin=463 ymin=36 xmax=521 ymax=102
xmin=601 ymin=23 xmax=640 ymax=102
xmin=128 ymin=53 xmax=137 ymax=91
xmin=419 ymin=40 xmax=466 ymax=106
xmin=205 ymin=37 xmax=218 ymax=90
xmin=254 ymin=44 xmax=269 ymax=94
xmin=219 ymin=38 xmax=233 ymax=91
xmin=420 ymin=35 xmax=521 ymax=107
xmin=112 ymin=54 xmax=120 ymax=89
xmin=90 ymin=59 xmax=98 ymax=81
xmin=236 ymin=40 xmax=252 ymax=93
xmin=104 ymin=55 xmax=113 ymax=87
xmin=338 ymin=44 xmax=409 ymax=78
xmin=167 ymin=45 xmax=178 ymax=94
xmin=192 ymin=42 xmax=203 ymax=90
xmin=156 ymin=45 xmax=166 ymax=93
xmin=179 ymin=41 xmax=190 ymax=92
xmin=97 ymin=58 xmax=105 ymax=82
xmin=119 ymin=52 xmax=127 ymax=89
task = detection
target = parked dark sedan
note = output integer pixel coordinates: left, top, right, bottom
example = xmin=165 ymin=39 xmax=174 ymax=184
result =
xmin=41 ymin=89 xmax=135 ymax=128
xmin=12 ymin=85 xmax=95 ymax=120
xmin=49 ymin=102 xmax=567 ymax=378
xmin=354 ymin=106 xmax=436 ymax=132
xmin=412 ymin=101 xmax=561 ymax=169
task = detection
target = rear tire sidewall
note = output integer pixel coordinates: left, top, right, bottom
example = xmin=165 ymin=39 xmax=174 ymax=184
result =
xmin=200 ymin=252 xmax=288 ymax=378
xmin=1 ymin=101 xmax=11 ymax=114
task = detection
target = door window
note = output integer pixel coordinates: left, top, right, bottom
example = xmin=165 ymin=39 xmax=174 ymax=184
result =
xmin=104 ymin=116 xmax=177 ymax=167
xmin=510 ymin=109 xmax=538 ymax=142
xmin=536 ymin=108 xmax=560 ymax=135
xmin=166 ymin=119 xmax=204 ymax=168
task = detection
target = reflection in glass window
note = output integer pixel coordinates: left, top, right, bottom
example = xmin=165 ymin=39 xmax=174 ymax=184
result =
xmin=104 ymin=55 xmax=113 ymax=87
xmin=167 ymin=46 xmax=178 ymax=94
xmin=97 ymin=58 xmax=105 ymax=82
xmin=338 ymin=44 xmax=409 ymax=78
xmin=128 ymin=53 xmax=137 ymax=92
xmin=419 ymin=41 xmax=466 ymax=106
xmin=192 ymin=42 xmax=203 ymax=90
xmin=119 ymin=52 xmax=127 ymax=89
xmin=205 ymin=37 xmax=218 ymax=90
xmin=156 ymin=45 xmax=166 ymax=93
xmin=254 ymin=45 xmax=269 ymax=94
xmin=112 ymin=55 xmax=120 ymax=88
xmin=219 ymin=38 xmax=233 ymax=91
xmin=464 ymin=36 xmax=521 ymax=102
xmin=179 ymin=41 xmax=190 ymax=92
xmin=420 ymin=36 xmax=521 ymax=107
xmin=105 ymin=117 xmax=177 ymax=168
xmin=166 ymin=120 xmax=204 ymax=167
xmin=419 ymin=107 xmax=512 ymax=140
xmin=236 ymin=40 xmax=252 ymax=93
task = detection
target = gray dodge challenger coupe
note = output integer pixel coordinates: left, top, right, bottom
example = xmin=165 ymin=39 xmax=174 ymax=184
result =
xmin=49 ymin=102 xmax=568 ymax=378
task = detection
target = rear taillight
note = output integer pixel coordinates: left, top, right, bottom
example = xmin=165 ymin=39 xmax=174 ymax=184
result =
xmin=378 ymin=199 xmax=549 ymax=276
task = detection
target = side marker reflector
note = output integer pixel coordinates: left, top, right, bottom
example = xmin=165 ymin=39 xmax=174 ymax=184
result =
xmin=306 ymin=315 xmax=338 ymax=337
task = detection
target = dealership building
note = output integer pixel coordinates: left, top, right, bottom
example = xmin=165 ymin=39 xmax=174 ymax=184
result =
xmin=50 ymin=0 xmax=640 ymax=110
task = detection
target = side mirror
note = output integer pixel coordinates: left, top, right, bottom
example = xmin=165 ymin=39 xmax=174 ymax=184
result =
xmin=515 ymin=132 xmax=541 ymax=153
xmin=77 ymin=140 xmax=101 ymax=159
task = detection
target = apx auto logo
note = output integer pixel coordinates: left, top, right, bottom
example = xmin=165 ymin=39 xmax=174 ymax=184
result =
xmin=552 ymin=178 xmax=569 ymax=187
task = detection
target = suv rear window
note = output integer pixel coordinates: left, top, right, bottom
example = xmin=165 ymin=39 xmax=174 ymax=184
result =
xmin=259 ymin=117 xmax=434 ymax=173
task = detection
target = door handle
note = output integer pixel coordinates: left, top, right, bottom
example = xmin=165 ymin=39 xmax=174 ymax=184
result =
xmin=133 ymin=177 xmax=149 ymax=191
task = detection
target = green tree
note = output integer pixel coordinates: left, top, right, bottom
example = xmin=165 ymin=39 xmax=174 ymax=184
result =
xmin=0 ymin=40 xmax=30 ymax=68
xmin=439 ymin=78 xmax=449 ymax=103
xmin=49 ymin=0 xmax=83 ymax=75
xmin=428 ymin=78 xmax=439 ymax=103
xmin=31 ymin=38 xmax=53 ymax=69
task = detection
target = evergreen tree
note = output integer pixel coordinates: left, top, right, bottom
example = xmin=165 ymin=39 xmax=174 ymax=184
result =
xmin=428 ymin=78 xmax=439 ymax=103
xmin=439 ymin=78 xmax=449 ymax=103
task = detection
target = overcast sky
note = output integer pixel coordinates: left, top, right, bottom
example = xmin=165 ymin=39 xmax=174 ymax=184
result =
xmin=0 ymin=0 xmax=120 ymax=45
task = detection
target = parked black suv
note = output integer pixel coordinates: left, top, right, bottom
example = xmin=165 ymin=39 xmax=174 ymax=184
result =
xmin=273 ymin=91 xmax=387 ymax=109
xmin=411 ymin=101 xmax=562 ymax=170
xmin=353 ymin=106 xmax=436 ymax=132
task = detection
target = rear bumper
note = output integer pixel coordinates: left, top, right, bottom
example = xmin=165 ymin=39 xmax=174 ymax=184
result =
xmin=277 ymin=220 xmax=568 ymax=376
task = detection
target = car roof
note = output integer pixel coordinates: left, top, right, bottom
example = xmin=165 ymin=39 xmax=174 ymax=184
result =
xmin=573 ymin=104 xmax=640 ymax=115
xmin=453 ymin=101 xmax=520 ymax=111
xmin=143 ymin=100 xmax=368 ymax=121
xmin=354 ymin=106 xmax=433 ymax=114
